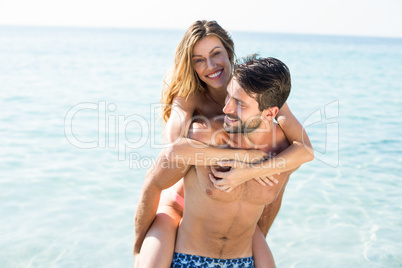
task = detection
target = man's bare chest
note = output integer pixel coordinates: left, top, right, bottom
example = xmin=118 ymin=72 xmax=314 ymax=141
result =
xmin=191 ymin=165 xmax=272 ymax=206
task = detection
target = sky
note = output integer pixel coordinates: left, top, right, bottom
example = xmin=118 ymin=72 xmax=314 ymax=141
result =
xmin=0 ymin=0 xmax=401 ymax=38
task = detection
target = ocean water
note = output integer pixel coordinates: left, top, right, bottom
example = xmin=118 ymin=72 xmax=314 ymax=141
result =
xmin=0 ymin=26 xmax=401 ymax=267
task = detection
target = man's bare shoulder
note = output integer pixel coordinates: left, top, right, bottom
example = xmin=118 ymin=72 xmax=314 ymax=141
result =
xmin=187 ymin=116 xmax=228 ymax=147
xmin=272 ymin=123 xmax=291 ymax=155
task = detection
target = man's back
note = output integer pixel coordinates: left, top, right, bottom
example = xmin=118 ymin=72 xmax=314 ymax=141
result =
xmin=174 ymin=118 xmax=291 ymax=259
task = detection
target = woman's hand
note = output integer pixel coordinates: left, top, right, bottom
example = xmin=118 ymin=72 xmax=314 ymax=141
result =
xmin=209 ymin=160 xmax=279 ymax=192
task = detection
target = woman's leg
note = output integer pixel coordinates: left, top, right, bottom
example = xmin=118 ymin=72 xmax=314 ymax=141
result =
xmin=137 ymin=182 xmax=184 ymax=268
xmin=252 ymin=225 xmax=276 ymax=268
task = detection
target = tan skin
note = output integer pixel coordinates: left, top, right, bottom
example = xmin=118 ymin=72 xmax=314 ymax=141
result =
xmin=134 ymin=36 xmax=313 ymax=267
xmin=175 ymin=80 xmax=295 ymax=260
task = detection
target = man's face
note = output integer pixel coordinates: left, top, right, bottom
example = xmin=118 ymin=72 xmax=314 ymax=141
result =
xmin=223 ymin=79 xmax=262 ymax=133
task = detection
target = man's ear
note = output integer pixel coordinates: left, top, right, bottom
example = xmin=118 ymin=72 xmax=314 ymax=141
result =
xmin=262 ymin=107 xmax=279 ymax=120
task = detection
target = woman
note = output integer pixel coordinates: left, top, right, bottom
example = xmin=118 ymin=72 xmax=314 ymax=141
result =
xmin=134 ymin=20 xmax=313 ymax=268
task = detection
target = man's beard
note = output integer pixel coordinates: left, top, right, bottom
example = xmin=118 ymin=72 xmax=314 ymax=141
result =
xmin=223 ymin=113 xmax=262 ymax=134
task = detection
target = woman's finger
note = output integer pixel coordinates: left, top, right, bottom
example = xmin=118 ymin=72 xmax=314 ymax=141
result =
xmin=219 ymin=179 xmax=232 ymax=187
xmin=263 ymin=175 xmax=278 ymax=184
xmin=216 ymin=183 xmax=229 ymax=192
xmin=254 ymin=177 xmax=267 ymax=186
xmin=209 ymin=174 xmax=218 ymax=184
xmin=224 ymin=187 xmax=233 ymax=193
xmin=261 ymin=177 xmax=273 ymax=186
xmin=269 ymin=175 xmax=279 ymax=184
xmin=211 ymin=168 xmax=230 ymax=179
xmin=210 ymin=168 xmax=221 ymax=177
xmin=209 ymin=174 xmax=226 ymax=188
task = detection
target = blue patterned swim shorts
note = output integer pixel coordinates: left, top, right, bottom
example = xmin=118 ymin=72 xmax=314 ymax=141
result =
xmin=171 ymin=252 xmax=254 ymax=268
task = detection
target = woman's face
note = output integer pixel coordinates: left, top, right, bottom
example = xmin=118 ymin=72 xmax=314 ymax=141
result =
xmin=192 ymin=36 xmax=232 ymax=92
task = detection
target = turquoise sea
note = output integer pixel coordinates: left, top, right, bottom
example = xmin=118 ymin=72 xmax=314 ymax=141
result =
xmin=1 ymin=26 xmax=401 ymax=267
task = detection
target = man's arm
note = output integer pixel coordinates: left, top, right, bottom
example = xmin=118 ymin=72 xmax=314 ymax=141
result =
xmin=133 ymin=152 xmax=189 ymax=258
xmin=256 ymin=168 xmax=297 ymax=236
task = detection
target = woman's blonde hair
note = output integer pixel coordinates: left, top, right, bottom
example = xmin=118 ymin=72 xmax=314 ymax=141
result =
xmin=161 ymin=20 xmax=235 ymax=122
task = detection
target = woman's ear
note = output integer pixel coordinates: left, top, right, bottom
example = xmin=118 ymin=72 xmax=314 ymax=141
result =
xmin=262 ymin=106 xmax=279 ymax=120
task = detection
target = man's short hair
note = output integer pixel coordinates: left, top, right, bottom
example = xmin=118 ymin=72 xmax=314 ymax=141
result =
xmin=233 ymin=54 xmax=291 ymax=111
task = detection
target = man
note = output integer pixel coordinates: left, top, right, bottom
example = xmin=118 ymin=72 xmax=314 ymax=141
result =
xmin=169 ymin=56 xmax=295 ymax=267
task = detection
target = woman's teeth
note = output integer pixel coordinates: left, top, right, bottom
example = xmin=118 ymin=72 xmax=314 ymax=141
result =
xmin=208 ymin=70 xmax=222 ymax=78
